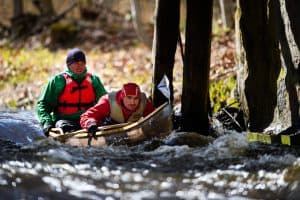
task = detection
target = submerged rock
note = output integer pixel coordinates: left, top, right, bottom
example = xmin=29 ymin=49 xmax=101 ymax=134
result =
xmin=164 ymin=131 xmax=215 ymax=147
xmin=0 ymin=111 xmax=44 ymax=144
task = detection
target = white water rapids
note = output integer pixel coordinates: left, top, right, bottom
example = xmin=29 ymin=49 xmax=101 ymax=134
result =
xmin=0 ymin=110 xmax=300 ymax=199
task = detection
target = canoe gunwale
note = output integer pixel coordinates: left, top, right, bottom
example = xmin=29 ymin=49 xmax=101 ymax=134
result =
xmin=48 ymin=102 xmax=172 ymax=146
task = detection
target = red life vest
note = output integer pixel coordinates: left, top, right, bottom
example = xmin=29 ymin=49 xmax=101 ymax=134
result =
xmin=57 ymin=73 xmax=95 ymax=115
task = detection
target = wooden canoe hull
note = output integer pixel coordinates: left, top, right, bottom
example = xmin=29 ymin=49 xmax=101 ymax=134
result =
xmin=65 ymin=127 xmax=146 ymax=147
xmin=49 ymin=102 xmax=173 ymax=147
xmin=246 ymin=132 xmax=300 ymax=146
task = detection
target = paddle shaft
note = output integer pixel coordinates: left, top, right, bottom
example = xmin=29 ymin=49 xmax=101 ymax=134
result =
xmin=52 ymin=102 xmax=169 ymax=141
xmin=50 ymin=122 xmax=130 ymax=138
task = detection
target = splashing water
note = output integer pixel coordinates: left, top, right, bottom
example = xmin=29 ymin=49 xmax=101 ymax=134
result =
xmin=1 ymin=110 xmax=300 ymax=199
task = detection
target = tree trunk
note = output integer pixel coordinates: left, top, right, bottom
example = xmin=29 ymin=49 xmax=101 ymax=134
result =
xmin=236 ymin=0 xmax=281 ymax=131
xmin=278 ymin=0 xmax=300 ymax=128
xmin=180 ymin=0 xmax=213 ymax=134
xmin=218 ymin=0 xmax=235 ymax=29
xmin=130 ymin=0 xmax=155 ymax=48
xmin=152 ymin=0 xmax=180 ymax=106
xmin=13 ymin=0 xmax=23 ymax=18
xmin=11 ymin=0 xmax=26 ymax=39
xmin=32 ymin=0 xmax=55 ymax=17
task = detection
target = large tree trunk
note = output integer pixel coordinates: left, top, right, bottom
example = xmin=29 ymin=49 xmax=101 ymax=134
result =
xmin=278 ymin=0 xmax=300 ymax=128
xmin=180 ymin=0 xmax=213 ymax=134
xmin=152 ymin=0 xmax=180 ymax=106
xmin=236 ymin=0 xmax=281 ymax=131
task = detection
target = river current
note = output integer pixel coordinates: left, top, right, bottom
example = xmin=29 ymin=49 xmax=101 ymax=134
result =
xmin=0 ymin=110 xmax=300 ymax=200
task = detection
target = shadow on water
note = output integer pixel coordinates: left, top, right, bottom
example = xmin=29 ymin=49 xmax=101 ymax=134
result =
xmin=1 ymin=109 xmax=300 ymax=199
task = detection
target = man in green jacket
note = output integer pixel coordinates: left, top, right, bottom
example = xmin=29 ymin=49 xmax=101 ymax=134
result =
xmin=37 ymin=48 xmax=107 ymax=136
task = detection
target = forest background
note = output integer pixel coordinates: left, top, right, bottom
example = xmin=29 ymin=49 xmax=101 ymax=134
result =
xmin=0 ymin=0 xmax=236 ymax=113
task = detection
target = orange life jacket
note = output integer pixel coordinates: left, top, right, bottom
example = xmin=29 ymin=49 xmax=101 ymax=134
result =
xmin=57 ymin=73 xmax=95 ymax=115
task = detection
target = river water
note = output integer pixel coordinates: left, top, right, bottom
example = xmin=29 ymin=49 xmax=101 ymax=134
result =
xmin=0 ymin=110 xmax=300 ymax=200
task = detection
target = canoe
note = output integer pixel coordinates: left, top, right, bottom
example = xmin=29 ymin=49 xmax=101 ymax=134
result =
xmin=49 ymin=102 xmax=173 ymax=147
xmin=246 ymin=132 xmax=300 ymax=146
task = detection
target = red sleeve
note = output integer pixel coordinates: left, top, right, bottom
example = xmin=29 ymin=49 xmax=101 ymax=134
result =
xmin=80 ymin=94 xmax=110 ymax=129
xmin=143 ymin=99 xmax=155 ymax=117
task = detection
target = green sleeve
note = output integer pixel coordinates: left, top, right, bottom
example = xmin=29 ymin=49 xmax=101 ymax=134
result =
xmin=91 ymin=74 xmax=107 ymax=102
xmin=36 ymin=74 xmax=65 ymax=127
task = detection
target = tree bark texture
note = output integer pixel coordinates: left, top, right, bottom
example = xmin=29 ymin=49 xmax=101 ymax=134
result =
xmin=180 ymin=0 xmax=213 ymax=133
xmin=278 ymin=0 xmax=300 ymax=128
xmin=238 ymin=0 xmax=281 ymax=131
xmin=152 ymin=0 xmax=180 ymax=106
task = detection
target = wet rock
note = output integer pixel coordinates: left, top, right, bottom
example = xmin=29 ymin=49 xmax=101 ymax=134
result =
xmin=164 ymin=131 xmax=215 ymax=147
xmin=0 ymin=111 xmax=44 ymax=144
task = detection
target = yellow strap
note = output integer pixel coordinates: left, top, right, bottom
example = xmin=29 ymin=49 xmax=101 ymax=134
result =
xmin=281 ymin=135 xmax=291 ymax=146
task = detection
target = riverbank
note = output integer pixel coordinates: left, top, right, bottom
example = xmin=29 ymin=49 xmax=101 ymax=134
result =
xmin=0 ymin=27 xmax=236 ymax=112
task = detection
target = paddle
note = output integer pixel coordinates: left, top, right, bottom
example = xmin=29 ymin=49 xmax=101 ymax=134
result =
xmin=49 ymin=122 xmax=130 ymax=139
xmin=52 ymin=102 xmax=169 ymax=142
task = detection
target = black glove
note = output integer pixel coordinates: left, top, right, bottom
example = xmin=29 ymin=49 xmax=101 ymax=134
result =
xmin=87 ymin=123 xmax=98 ymax=138
xmin=43 ymin=124 xmax=53 ymax=137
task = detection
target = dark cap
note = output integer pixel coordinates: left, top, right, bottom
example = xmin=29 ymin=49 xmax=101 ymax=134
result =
xmin=66 ymin=48 xmax=86 ymax=66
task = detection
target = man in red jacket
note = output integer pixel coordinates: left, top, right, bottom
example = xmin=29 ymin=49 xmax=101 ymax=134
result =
xmin=80 ymin=83 xmax=155 ymax=134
